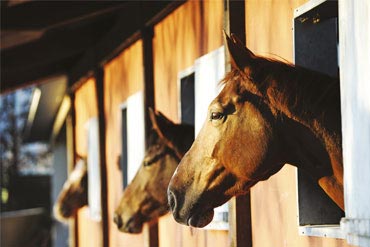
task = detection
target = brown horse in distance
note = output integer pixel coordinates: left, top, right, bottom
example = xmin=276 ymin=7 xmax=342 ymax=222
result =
xmin=168 ymin=33 xmax=343 ymax=228
xmin=113 ymin=109 xmax=194 ymax=233
xmin=54 ymin=157 xmax=88 ymax=222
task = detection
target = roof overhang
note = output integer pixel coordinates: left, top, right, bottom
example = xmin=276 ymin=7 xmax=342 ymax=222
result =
xmin=1 ymin=1 xmax=185 ymax=144
xmin=23 ymin=75 xmax=67 ymax=143
xmin=1 ymin=0 xmax=185 ymax=93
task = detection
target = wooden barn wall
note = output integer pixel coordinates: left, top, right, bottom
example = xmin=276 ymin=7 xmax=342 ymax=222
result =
xmin=103 ymin=40 xmax=144 ymax=247
xmin=244 ymin=1 xmax=351 ymax=246
xmin=154 ymin=0 xmax=223 ymax=120
xmin=72 ymin=1 xmax=354 ymax=247
xmin=74 ymin=78 xmax=103 ymax=247
xmin=153 ymin=0 xmax=228 ymax=247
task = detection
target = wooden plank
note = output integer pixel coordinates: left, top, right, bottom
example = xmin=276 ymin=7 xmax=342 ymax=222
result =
xmin=141 ymin=26 xmax=159 ymax=247
xmin=224 ymin=0 xmax=246 ymax=73
xmin=144 ymin=223 xmax=159 ymax=247
xmin=94 ymin=68 xmax=109 ymax=247
xmin=228 ymin=194 xmax=252 ymax=247
xmin=142 ymin=26 xmax=156 ymax=141
xmin=224 ymin=1 xmax=252 ymax=247
xmin=69 ymin=93 xmax=78 ymax=247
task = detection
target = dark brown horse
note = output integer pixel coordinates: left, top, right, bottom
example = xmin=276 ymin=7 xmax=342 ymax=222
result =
xmin=113 ymin=109 xmax=194 ymax=233
xmin=54 ymin=157 xmax=88 ymax=222
xmin=168 ymin=34 xmax=343 ymax=228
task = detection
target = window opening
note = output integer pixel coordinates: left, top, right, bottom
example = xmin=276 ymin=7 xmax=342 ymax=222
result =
xmin=120 ymin=106 xmax=128 ymax=189
xmin=294 ymin=0 xmax=344 ymax=238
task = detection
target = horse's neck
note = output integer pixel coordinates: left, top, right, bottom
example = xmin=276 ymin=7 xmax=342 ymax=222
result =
xmin=268 ymin=68 xmax=339 ymax=123
xmin=279 ymin=115 xmax=342 ymax=180
xmin=279 ymin=114 xmax=344 ymax=209
xmin=259 ymin=64 xmax=342 ymax=176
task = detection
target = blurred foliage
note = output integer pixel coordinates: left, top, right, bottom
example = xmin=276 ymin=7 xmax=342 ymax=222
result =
xmin=0 ymin=88 xmax=52 ymax=211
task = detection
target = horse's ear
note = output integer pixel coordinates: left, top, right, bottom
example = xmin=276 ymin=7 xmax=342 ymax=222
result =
xmin=224 ymin=31 xmax=256 ymax=72
xmin=148 ymin=108 xmax=176 ymax=139
xmin=148 ymin=108 xmax=187 ymax=159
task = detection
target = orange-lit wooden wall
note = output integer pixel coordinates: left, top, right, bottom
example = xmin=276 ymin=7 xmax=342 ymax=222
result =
xmin=75 ymin=40 xmax=146 ymax=247
xmin=74 ymin=78 xmax=103 ymax=247
xmin=103 ymin=40 xmax=145 ymax=247
xmin=244 ymin=1 xmax=352 ymax=246
xmin=153 ymin=1 xmax=229 ymax=246
xmin=74 ymin=0 xmax=352 ymax=246
xmin=73 ymin=0 xmax=229 ymax=246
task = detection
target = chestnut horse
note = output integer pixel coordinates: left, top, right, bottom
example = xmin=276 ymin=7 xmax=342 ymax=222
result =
xmin=54 ymin=157 xmax=88 ymax=222
xmin=168 ymin=34 xmax=343 ymax=228
xmin=113 ymin=109 xmax=194 ymax=233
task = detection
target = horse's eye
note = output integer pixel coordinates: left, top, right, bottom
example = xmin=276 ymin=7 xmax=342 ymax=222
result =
xmin=143 ymin=160 xmax=152 ymax=167
xmin=211 ymin=112 xmax=224 ymax=120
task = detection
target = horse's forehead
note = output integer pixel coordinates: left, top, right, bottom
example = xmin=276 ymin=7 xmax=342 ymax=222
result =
xmin=68 ymin=163 xmax=86 ymax=184
xmin=211 ymin=85 xmax=240 ymax=111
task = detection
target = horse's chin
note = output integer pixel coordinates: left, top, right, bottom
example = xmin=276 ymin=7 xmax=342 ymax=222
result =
xmin=119 ymin=216 xmax=144 ymax=234
xmin=187 ymin=209 xmax=214 ymax=228
xmin=119 ymin=224 xmax=143 ymax=234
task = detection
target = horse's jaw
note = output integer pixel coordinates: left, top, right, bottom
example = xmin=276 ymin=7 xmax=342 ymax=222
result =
xmin=168 ymin=161 xmax=237 ymax=228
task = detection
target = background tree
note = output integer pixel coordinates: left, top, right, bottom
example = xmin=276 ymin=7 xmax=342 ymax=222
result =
xmin=0 ymin=88 xmax=32 ymax=210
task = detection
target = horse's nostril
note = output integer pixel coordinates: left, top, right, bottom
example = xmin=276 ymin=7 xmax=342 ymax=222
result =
xmin=168 ymin=189 xmax=177 ymax=212
xmin=168 ymin=189 xmax=186 ymax=224
xmin=113 ymin=213 xmax=123 ymax=229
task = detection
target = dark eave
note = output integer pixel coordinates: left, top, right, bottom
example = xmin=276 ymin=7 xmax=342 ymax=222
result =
xmin=1 ymin=0 xmax=185 ymax=94
xmin=1 ymin=0 xmax=185 ymax=144
xmin=1 ymin=1 xmax=126 ymax=31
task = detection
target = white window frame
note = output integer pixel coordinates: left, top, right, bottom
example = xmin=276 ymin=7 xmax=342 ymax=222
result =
xmin=338 ymin=0 xmax=370 ymax=246
xmin=119 ymin=91 xmax=145 ymax=186
xmin=178 ymin=46 xmax=228 ymax=230
xmin=86 ymin=117 xmax=102 ymax=221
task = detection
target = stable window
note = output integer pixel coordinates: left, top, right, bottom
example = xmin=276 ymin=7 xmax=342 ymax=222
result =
xmin=86 ymin=117 xmax=102 ymax=221
xmin=178 ymin=46 xmax=228 ymax=230
xmin=294 ymin=0 xmax=344 ymax=238
xmin=120 ymin=106 xmax=128 ymax=188
xmin=178 ymin=68 xmax=195 ymax=127
xmin=120 ymin=91 xmax=145 ymax=189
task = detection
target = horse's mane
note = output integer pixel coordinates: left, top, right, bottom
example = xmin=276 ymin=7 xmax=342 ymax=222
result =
xmin=223 ymin=56 xmax=341 ymax=138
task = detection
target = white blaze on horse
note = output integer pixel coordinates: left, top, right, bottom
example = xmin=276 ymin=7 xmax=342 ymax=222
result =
xmin=54 ymin=157 xmax=88 ymax=222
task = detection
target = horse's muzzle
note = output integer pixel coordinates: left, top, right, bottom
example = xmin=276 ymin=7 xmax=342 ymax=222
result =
xmin=168 ymin=186 xmax=215 ymax=227
xmin=113 ymin=212 xmax=123 ymax=229
xmin=167 ymin=188 xmax=188 ymax=225
xmin=167 ymin=190 xmax=176 ymax=213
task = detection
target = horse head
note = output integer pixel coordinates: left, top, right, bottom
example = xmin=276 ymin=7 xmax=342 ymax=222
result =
xmin=113 ymin=109 xmax=194 ymax=233
xmin=168 ymin=33 xmax=343 ymax=228
xmin=54 ymin=157 xmax=88 ymax=222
